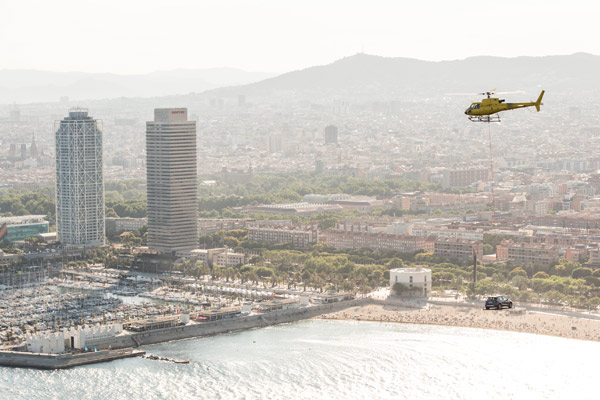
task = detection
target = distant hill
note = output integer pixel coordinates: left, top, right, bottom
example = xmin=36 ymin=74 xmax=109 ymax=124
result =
xmin=0 ymin=68 xmax=276 ymax=104
xmin=204 ymin=52 xmax=600 ymax=100
xmin=4 ymin=53 xmax=598 ymax=104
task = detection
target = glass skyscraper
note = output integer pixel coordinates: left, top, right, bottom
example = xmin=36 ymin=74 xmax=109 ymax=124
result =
xmin=55 ymin=108 xmax=105 ymax=246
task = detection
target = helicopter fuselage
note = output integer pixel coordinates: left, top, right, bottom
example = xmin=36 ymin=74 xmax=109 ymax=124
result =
xmin=464 ymin=90 xmax=545 ymax=117
xmin=465 ymin=98 xmax=531 ymax=116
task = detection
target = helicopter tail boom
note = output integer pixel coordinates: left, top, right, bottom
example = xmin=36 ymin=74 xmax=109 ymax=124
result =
xmin=534 ymin=90 xmax=545 ymax=112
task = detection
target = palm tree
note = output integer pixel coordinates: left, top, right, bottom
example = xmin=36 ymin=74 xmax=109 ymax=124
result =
xmin=250 ymin=272 xmax=259 ymax=286
xmin=302 ymin=270 xmax=311 ymax=292
xmin=226 ymin=267 xmax=235 ymax=282
xmin=270 ymin=271 xmax=278 ymax=288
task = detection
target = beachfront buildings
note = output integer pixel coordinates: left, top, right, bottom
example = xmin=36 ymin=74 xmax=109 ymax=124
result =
xmin=496 ymin=240 xmax=559 ymax=266
xmin=321 ymin=230 xmax=428 ymax=253
xmin=433 ymin=238 xmax=483 ymax=261
xmin=146 ymin=108 xmax=198 ymax=254
xmin=247 ymin=223 xmax=319 ymax=248
xmin=55 ymin=109 xmax=105 ymax=246
xmin=390 ymin=267 xmax=432 ymax=297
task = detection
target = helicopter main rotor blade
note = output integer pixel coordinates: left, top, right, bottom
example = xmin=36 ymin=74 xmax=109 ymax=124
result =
xmin=494 ymin=90 xmax=525 ymax=95
xmin=445 ymin=89 xmax=525 ymax=96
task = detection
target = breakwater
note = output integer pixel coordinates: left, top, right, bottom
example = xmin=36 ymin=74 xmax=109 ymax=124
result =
xmin=0 ymin=348 xmax=144 ymax=369
xmin=89 ymin=299 xmax=367 ymax=350
xmin=0 ymin=299 xmax=366 ymax=369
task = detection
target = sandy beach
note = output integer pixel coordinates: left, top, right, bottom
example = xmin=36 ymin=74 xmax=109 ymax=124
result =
xmin=320 ymin=303 xmax=600 ymax=342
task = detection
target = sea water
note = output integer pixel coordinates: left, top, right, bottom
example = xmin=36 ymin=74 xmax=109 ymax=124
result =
xmin=1 ymin=320 xmax=596 ymax=399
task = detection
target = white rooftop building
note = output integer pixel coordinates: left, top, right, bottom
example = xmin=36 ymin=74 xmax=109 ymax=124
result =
xmin=25 ymin=323 xmax=123 ymax=353
xmin=389 ymin=267 xmax=432 ymax=297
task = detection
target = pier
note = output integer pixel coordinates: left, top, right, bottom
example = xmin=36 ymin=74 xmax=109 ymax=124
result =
xmin=0 ymin=298 xmax=364 ymax=369
xmin=0 ymin=348 xmax=145 ymax=370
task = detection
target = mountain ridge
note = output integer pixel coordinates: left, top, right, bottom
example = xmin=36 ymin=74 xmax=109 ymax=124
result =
xmin=3 ymin=53 xmax=599 ymax=104
xmin=202 ymin=52 xmax=600 ymax=100
xmin=0 ymin=68 xmax=276 ymax=103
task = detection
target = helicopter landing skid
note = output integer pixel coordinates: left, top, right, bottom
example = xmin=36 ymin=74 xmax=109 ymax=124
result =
xmin=468 ymin=115 xmax=501 ymax=123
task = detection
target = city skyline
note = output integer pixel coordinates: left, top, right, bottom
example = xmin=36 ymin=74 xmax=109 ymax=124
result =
xmin=3 ymin=1 xmax=600 ymax=395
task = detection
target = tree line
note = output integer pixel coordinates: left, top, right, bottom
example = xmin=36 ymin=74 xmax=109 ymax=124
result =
xmin=1 ymin=174 xmax=437 ymax=219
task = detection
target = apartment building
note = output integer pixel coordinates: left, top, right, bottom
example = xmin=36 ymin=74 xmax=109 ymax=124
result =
xmin=441 ymin=167 xmax=488 ymax=189
xmin=247 ymin=224 xmax=319 ymax=248
xmin=496 ymin=240 xmax=559 ymax=266
xmin=433 ymin=238 xmax=483 ymax=261
xmin=321 ymin=230 xmax=426 ymax=253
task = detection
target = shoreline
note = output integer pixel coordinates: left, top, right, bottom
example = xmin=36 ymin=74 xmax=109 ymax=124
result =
xmin=0 ymin=299 xmax=366 ymax=369
xmin=5 ymin=298 xmax=600 ymax=369
xmin=319 ymin=302 xmax=600 ymax=342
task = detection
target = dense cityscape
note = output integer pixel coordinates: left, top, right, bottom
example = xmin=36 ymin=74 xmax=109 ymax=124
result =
xmin=2 ymin=62 xmax=600 ymax=351
xmin=2 ymin=1 xmax=600 ymax=396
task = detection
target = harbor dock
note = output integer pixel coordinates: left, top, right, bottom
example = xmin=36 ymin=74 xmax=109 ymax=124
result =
xmin=0 ymin=348 xmax=145 ymax=370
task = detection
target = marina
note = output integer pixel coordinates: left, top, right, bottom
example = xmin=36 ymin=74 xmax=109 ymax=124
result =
xmin=0 ymin=264 xmax=320 ymax=347
xmin=0 ymin=264 xmax=357 ymax=369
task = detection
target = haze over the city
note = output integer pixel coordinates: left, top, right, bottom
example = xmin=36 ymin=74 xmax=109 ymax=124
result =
xmin=2 ymin=0 xmax=598 ymax=74
xmin=4 ymin=2 xmax=600 ymax=399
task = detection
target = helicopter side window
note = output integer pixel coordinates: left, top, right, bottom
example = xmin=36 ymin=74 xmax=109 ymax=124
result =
xmin=474 ymin=104 xmax=480 ymax=109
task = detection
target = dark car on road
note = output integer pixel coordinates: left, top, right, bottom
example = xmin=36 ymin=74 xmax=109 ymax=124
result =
xmin=485 ymin=296 xmax=513 ymax=310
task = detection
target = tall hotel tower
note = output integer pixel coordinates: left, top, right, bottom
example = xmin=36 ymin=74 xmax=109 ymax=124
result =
xmin=146 ymin=108 xmax=198 ymax=254
xmin=55 ymin=108 xmax=105 ymax=246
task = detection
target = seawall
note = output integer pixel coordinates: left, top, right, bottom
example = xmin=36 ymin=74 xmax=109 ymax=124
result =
xmin=0 ymin=348 xmax=144 ymax=369
xmin=88 ymin=299 xmax=369 ymax=350
xmin=0 ymin=299 xmax=367 ymax=369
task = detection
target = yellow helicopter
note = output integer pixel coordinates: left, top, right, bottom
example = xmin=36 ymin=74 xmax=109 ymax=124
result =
xmin=465 ymin=89 xmax=545 ymax=122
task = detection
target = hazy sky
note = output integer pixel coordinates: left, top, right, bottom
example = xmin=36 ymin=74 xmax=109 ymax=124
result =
xmin=1 ymin=0 xmax=598 ymax=74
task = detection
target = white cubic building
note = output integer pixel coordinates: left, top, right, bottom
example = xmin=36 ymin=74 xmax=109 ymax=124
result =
xmin=389 ymin=266 xmax=432 ymax=297
xmin=146 ymin=108 xmax=198 ymax=254
xmin=25 ymin=323 xmax=123 ymax=353
xmin=55 ymin=108 xmax=105 ymax=247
